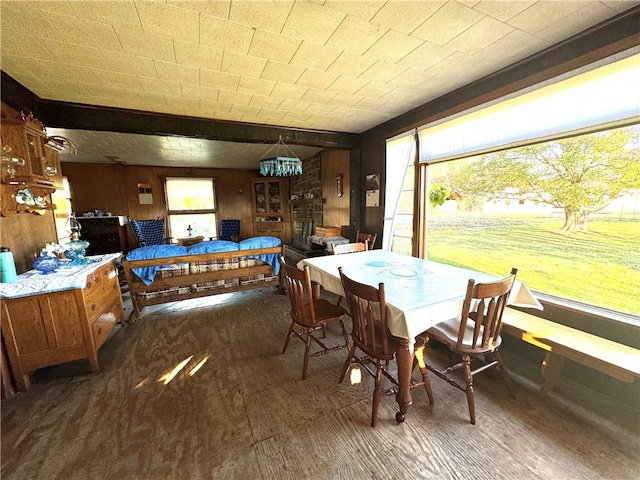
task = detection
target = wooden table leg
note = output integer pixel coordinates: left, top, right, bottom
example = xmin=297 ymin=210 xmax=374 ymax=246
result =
xmin=395 ymin=337 xmax=413 ymax=422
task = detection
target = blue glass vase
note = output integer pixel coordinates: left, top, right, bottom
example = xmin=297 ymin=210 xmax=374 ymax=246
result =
xmin=33 ymin=253 xmax=61 ymax=274
xmin=64 ymin=239 xmax=90 ymax=266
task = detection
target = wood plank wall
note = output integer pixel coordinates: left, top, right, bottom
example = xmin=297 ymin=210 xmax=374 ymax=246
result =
xmin=320 ymin=149 xmax=350 ymax=236
xmin=62 ymin=163 xmax=267 ymax=250
xmin=0 ymin=128 xmax=349 ymax=273
xmin=0 ymin=210 xmax=58 ymax=274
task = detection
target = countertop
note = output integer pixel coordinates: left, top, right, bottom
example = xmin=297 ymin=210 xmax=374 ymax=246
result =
xmin=0 ymin=253 xmax=122 ymax=299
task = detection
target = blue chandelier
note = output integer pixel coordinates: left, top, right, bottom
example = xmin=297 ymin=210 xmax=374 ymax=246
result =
xmin=259 ymin=135 xmax=302 ymax=177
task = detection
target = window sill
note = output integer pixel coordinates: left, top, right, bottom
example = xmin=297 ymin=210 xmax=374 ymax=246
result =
xmin=533 ymin=292 xmax=640 ymax=328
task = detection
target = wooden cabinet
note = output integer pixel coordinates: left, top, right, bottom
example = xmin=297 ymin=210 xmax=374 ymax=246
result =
xmin=77 ymin=216 xmax=129 ymax=255
xmin=1 ymin=112 xmax=58 ymax=216
xmin=1 ymin=112 xmax=52 ymax=186
xmin=251 ymin=178 xmax=292 ymax=243
xmin=43 ymin=143 xmax=63 ymax=189
xmin=0 ymin=258 xmax=125 ymax=391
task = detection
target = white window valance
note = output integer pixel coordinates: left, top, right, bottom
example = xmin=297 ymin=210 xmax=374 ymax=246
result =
xmin=419 ymin=49 xmax=640 ymax=164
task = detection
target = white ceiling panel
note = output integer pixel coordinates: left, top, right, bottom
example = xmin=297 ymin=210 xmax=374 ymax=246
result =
xmin=0 ymin=0 xmax=633 ymax=168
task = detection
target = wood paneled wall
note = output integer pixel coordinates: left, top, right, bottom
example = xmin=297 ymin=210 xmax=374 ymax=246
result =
xmin=62 ymin=162 xmax=279 ymax=248
xmin=320 ymin=149 xmax=350 ymax=236
xmin=0 ymin=212 xmax=58 ymax=274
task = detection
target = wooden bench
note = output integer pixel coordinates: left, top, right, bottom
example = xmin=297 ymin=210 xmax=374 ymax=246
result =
xmin=501 ymin=307 xmax=640 ymax=394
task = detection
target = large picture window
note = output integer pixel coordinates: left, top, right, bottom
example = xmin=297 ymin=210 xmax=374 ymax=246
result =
xmin=424 ymin=124 xmax=639 ymax=316
xmin=165 ymin=177 xmax=217 ymax=239
xmin=384 ymin=51 xmax=640 ymax=318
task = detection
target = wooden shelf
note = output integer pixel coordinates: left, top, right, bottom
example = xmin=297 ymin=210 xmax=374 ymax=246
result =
xmin=288 ymin=198 xmax=325 ymax=205
xmin=1 ymin=183 xmax=56 ymax=217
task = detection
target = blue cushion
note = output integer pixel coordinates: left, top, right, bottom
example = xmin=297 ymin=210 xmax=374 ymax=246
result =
xmin=131 ymin=218 xmax=166 ymax=246
xmin=188 ymin=240 xmax=239 ymax=255
xmin=220 ymin=219 xmax=240 ymax=241
xmin=238 ymin=236 xmax=281 ymax=250
xmin=238 ymin=236 xmax=281 ymax=275
xmin=126 ymin=245 xmax=188 ymax=285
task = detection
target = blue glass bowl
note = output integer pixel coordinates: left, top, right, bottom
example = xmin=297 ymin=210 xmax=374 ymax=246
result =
xmin=33 ymin=254 xmax=60 ymax=274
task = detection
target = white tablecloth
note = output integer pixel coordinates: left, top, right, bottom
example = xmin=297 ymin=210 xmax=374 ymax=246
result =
xmin=0 ymin=253 xmax=122 ymax=299
xmin=299 ymin=250 xmax=542 ymax=346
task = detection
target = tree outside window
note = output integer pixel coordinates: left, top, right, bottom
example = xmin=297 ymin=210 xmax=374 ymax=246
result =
xmin=425 ymin=124 xmax=639 ymax=315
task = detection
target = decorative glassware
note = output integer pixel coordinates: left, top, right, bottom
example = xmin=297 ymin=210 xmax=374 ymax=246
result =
xmin=64 ymin=239 xmax=90 ymax=266
xmin=33 ymin=252 xmax=61 ymax=274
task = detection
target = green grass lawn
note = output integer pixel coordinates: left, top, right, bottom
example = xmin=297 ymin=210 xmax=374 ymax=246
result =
xmin=423 ymin=214 xmax=640 ymax=315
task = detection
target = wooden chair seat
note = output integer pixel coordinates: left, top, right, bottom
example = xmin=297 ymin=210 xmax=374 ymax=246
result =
xmin=427 ymin=317 xmax=502 ymax=354
xmin=295 ymin=298 xmax=346 ymax=328
xmin=351 ymin=324 xmax=399 ymax=362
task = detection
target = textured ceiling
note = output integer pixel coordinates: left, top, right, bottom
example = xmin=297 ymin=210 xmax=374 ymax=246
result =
xmin=1 ymin=0 xmax=635 ymax=168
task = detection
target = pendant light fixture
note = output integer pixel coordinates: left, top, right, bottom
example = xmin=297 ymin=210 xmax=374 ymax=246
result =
xmin=259 ymin=135 xmax=302 ymax=176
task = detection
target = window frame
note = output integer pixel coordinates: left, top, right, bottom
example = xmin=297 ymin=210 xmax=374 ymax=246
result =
xmin=163 ymin=176 xmax=218 ymax=239
xmin=384 ymin=53 xmax=639 ymax=321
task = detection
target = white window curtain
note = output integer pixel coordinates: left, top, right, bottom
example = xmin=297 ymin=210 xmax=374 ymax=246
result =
xmin=419 ymin=49 xmax=640 ymax=164
xmin=382 ymin=132 xmax=416 ymax=250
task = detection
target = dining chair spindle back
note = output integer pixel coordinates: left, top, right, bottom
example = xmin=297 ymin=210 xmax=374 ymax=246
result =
xmin=355 ymin=231 xmax=378 ymax=250
xmin=424 ymin=267 xmax=518 ymax=424
xmin=280 ymin=257 xmax=351 ymax=380
xmin=332 ymin=242 xmax=367 ymax=255
xmin=338 ymin=267 xmax=433 ymax=427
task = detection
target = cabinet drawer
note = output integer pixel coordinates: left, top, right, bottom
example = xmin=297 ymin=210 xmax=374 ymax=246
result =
xmin=92 ymin=301 xmax=120 ymax=350
xmin=254 ymin=222 xmax=283 ymax=234
xmin=85 ymin=262 xmax=119 ymax=300
xmin=84 ymin=270 xmax=103 ymax=297
xmin=85 ymin=277 xmax=120 ymax=321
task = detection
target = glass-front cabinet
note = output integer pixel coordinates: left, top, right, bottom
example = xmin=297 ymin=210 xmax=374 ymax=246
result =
xmin=251 ymin=178 xmax=291 ymax=243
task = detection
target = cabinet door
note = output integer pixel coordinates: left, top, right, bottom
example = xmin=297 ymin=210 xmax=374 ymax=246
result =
xmin=0 ymin=129 xmax=30 ymax=181
xmin=25 ymin=131 xmax=45 ymax=177
xmin=43 ymin=146 xmax=63 ymax=189
xmin=253 ymin=181 xmax=267 ymax=215
xmin=267 ymin=181 xmax=282 ymax=215
xmin=2 ymin=292 xmax=84 ymax=355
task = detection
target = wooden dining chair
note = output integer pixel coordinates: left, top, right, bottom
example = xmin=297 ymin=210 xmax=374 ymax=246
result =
xmin=331 ymin=242 xmax=367 ymax=255
xmin=423 ymin=267 xmax=518 ymax=424
xmin=355 ymin=231 xmax=377 ymax=250
xmin=338 ymin=267 xmax=434 ymax=427
xmin=280 ymin=257 xmax=351 ymax=380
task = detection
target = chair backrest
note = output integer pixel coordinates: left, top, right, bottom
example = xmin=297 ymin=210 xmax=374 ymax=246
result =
xmin=280 ymin=256 xmax=319 ymax=328
xmin=332 ymin=242 xmax=367 ymax=255
xmin=339 ymin=267 xmax=395 ymax=357
xmin=355 ymin=231 xmax=377 ymax=250
xmin=457 ymin=267 xmax=518 ymax=350
xmin=220 ymin=219 xmax=240 ymax=242
xmin=130 ymin=218 xmax=167 ymax=246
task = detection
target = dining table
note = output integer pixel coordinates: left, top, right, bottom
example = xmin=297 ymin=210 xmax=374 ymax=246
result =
xmin=298 ymin=249 xmax=543 ymax=421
